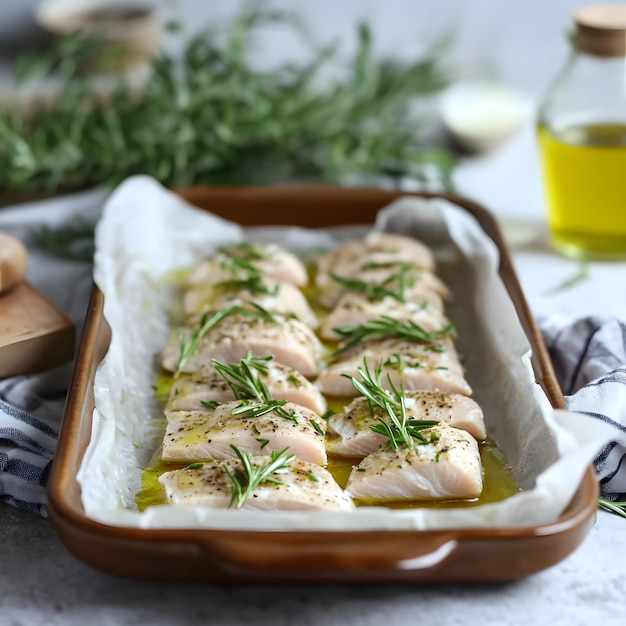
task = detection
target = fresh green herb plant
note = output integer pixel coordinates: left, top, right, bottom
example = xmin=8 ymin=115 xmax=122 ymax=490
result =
xmin=1 ymin=6 xmax=454 ymax=195
xmin=34 ymin=218 xmax=96 ymax=261
xmin=224 ymin=444 xmax=296 ymax=509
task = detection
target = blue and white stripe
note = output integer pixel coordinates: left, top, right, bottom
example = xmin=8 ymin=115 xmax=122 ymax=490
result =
xmin=541 ymin=316 xmax=626 ymax=500
xmin=0 ymin=399 xmax=56 ymax=517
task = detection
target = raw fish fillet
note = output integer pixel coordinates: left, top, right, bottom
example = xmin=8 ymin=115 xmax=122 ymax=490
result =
xmin=166 ymin=361 xmax=327 ymax=415
xmin=316 ymin=266 xmax=449 ymax=310
xmin=186 ymin=243 xmax=308 ymax=288
xmin=315 ymin=339 xmax=471 ymax=397
xmin=183 ymin=278 xmax=317 ymax=327
xmin=162 ymin=401 xmax=327 ymax=465
xmin=346 ymin=423 xmax=483 ymax=501
xmin=327 ymin=392 xmax=486 ymax=457
xmin=161 ymin=312 xmax=322 ymax=378
xmin=160 ymin=458 xmax=354 ymax=510
xmin=320 ymin=291 xmax=447 ymax=341
xmin=317 ymin=233 xmax=436 ymax=278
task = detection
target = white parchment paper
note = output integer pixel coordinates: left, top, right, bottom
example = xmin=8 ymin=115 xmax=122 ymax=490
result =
xmin=77 ymin=175 xmax=615 ymax=530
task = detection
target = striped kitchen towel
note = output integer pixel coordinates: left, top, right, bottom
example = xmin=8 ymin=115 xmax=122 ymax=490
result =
xmin=0 ymin=365 xmax=73 ymax=517
xmin=0 ymin=400 xmax=56 ymax=517
xmin=541 ymin=315 xmax=626 ymax=499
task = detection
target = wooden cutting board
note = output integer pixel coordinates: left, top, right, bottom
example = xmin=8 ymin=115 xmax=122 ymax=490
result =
xmin=0 ymin=233 xmax=75 ymax=378
xmin=0 ymin=281 xmax=75 ymax=378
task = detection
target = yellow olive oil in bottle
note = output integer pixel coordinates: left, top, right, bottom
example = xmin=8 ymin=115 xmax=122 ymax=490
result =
xmin=538 ymin=5 xmax=626 ymax=259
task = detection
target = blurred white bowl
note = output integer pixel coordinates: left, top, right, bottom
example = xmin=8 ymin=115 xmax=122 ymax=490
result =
xmin=440 ymin=81 xmax=533 ymax=153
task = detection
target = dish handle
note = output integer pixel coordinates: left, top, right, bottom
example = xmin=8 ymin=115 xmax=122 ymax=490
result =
xmin=196 ymin=534 xmax=459 ymax=575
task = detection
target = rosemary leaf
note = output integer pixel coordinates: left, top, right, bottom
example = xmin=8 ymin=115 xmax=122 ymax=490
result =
xmin=176 ymin=304 xmax=242 ymax=374
xmin=599 ymin=499 xmax=626 ymax=519
xmin=333 ymin=316 xmax=455 ymax=355
xmin=224 ymin=445 xmax=296 ymax=509
xmin=344 ymin=358 xmax=439 ymax=450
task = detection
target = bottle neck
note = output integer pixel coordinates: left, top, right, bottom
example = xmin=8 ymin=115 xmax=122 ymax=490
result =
xmin=540 ymin=49 xmax=626 ymax=131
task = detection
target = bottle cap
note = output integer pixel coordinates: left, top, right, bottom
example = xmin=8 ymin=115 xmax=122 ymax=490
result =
xmin=575 ymin=5 xmax=626 ymax=57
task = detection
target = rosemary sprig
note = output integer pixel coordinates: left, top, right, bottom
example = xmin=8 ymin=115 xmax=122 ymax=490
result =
xmin=330 ymin=264 xmax=418 ymax=303
xmin=224 ymin=445 xmax=296 ymax=509
xmin=214 ymin=275 xmax=279 ymax=296
xmin=212 ymin=354 xmax=301 ymax=424
xmin=34 ymin=218 xmax=96 ymax=262
xmin=382 ymin=352 xmax=423 ymax=373
xmin=231 ymin=400 xmax=300 ymax=423
xmin=177 ymin=304 xmax=242 ymax=374
xmin=370 ymin=417 xmax=440 ymax=450
xmin=333 ymin=316 xmax=455 ymax=355
xmin=544 ymin=261 xmax=590 ymax=295
xmin=345 ymin=359 xmax=439 ymax=450
xmin=347 ymin=358 xmax=401 ymax=415
xmin=331 ymin=273 xmax=404 ymax=303
xmin=599 ymin=499 xmax=626 ymax=519
xmin=218 ymin=255 xmax=263 ymax=277
xmin=218 ymin=242 xmax=271 ymax=263
xmin=176 ymin=304 xmax=275 ymax=374
xmin=212 ymin=353 xmax=272 ymax=401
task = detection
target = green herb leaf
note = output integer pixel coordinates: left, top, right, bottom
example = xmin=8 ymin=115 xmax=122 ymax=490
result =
xmin=200 ymin=400 xmax=221 ymax=410
xmin=185 ymin=463 xmax=204 ymax=470
xmin=306 ymin=470 xmax=321 ymax=483
xmin=176 ymin=304 xmax=242 ymax=374
xmin=321 ymin=409 xmax=336 ymax=420
xmin=224 ymin=445 xmax=296 ymax=509
xmin=599 ymin=499 xmax=626 ymax=519
xmin=333 ymin=316 xmax=455 ymax=355
xmin=212 ymin=353 xmax=273 ymax=402
xmin=311 ymin=419 xmax=325 ymax=436
xmin=330 ymin=264 xmax=419 ymax=303
xmin=344 ymin=358 xmax=439 ymax=450
xmin=544 ymin=262 xmax=590 ymax=295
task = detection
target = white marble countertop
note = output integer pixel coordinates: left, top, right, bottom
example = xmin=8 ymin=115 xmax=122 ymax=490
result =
xmin=1 ymin=128 xmax=625 ymax=624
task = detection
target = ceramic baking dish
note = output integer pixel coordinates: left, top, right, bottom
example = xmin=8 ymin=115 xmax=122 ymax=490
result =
xmin=47 ymin=186 xmax=599 ymax=583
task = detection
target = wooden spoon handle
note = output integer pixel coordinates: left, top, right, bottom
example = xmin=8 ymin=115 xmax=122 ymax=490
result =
xmin=0 ymin=232 xmax=28 ymax=294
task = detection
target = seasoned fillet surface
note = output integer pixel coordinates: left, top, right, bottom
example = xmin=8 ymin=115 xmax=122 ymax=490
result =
xmin=183 ymin=278 xmax=317 ymax=328
xmin=326 ymin=392 xmax=486 ymax=457
xmin=167 ymin=362 xmax=327 ymax=415
xmin=162 ymin=401 xmax=327 ymax=465
xmin=317 ymin=233 xmax=436 ymax=278
xmin=315 ymin=339 xmax=471 ymax=397
xmin=159 ymin=458 xmax=354 ymax=510
xmin=186 ymin=244 xmax=308 ymax=288
xmin=161 ymin=313 xmax=322 ymax=377
xmin=346 ymin=423 xmax=483 ymax=501
xmin=320 ymin=291 xmax=448 ymax=341
xmin=316 ymin=267 xmax=449 ymax=310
